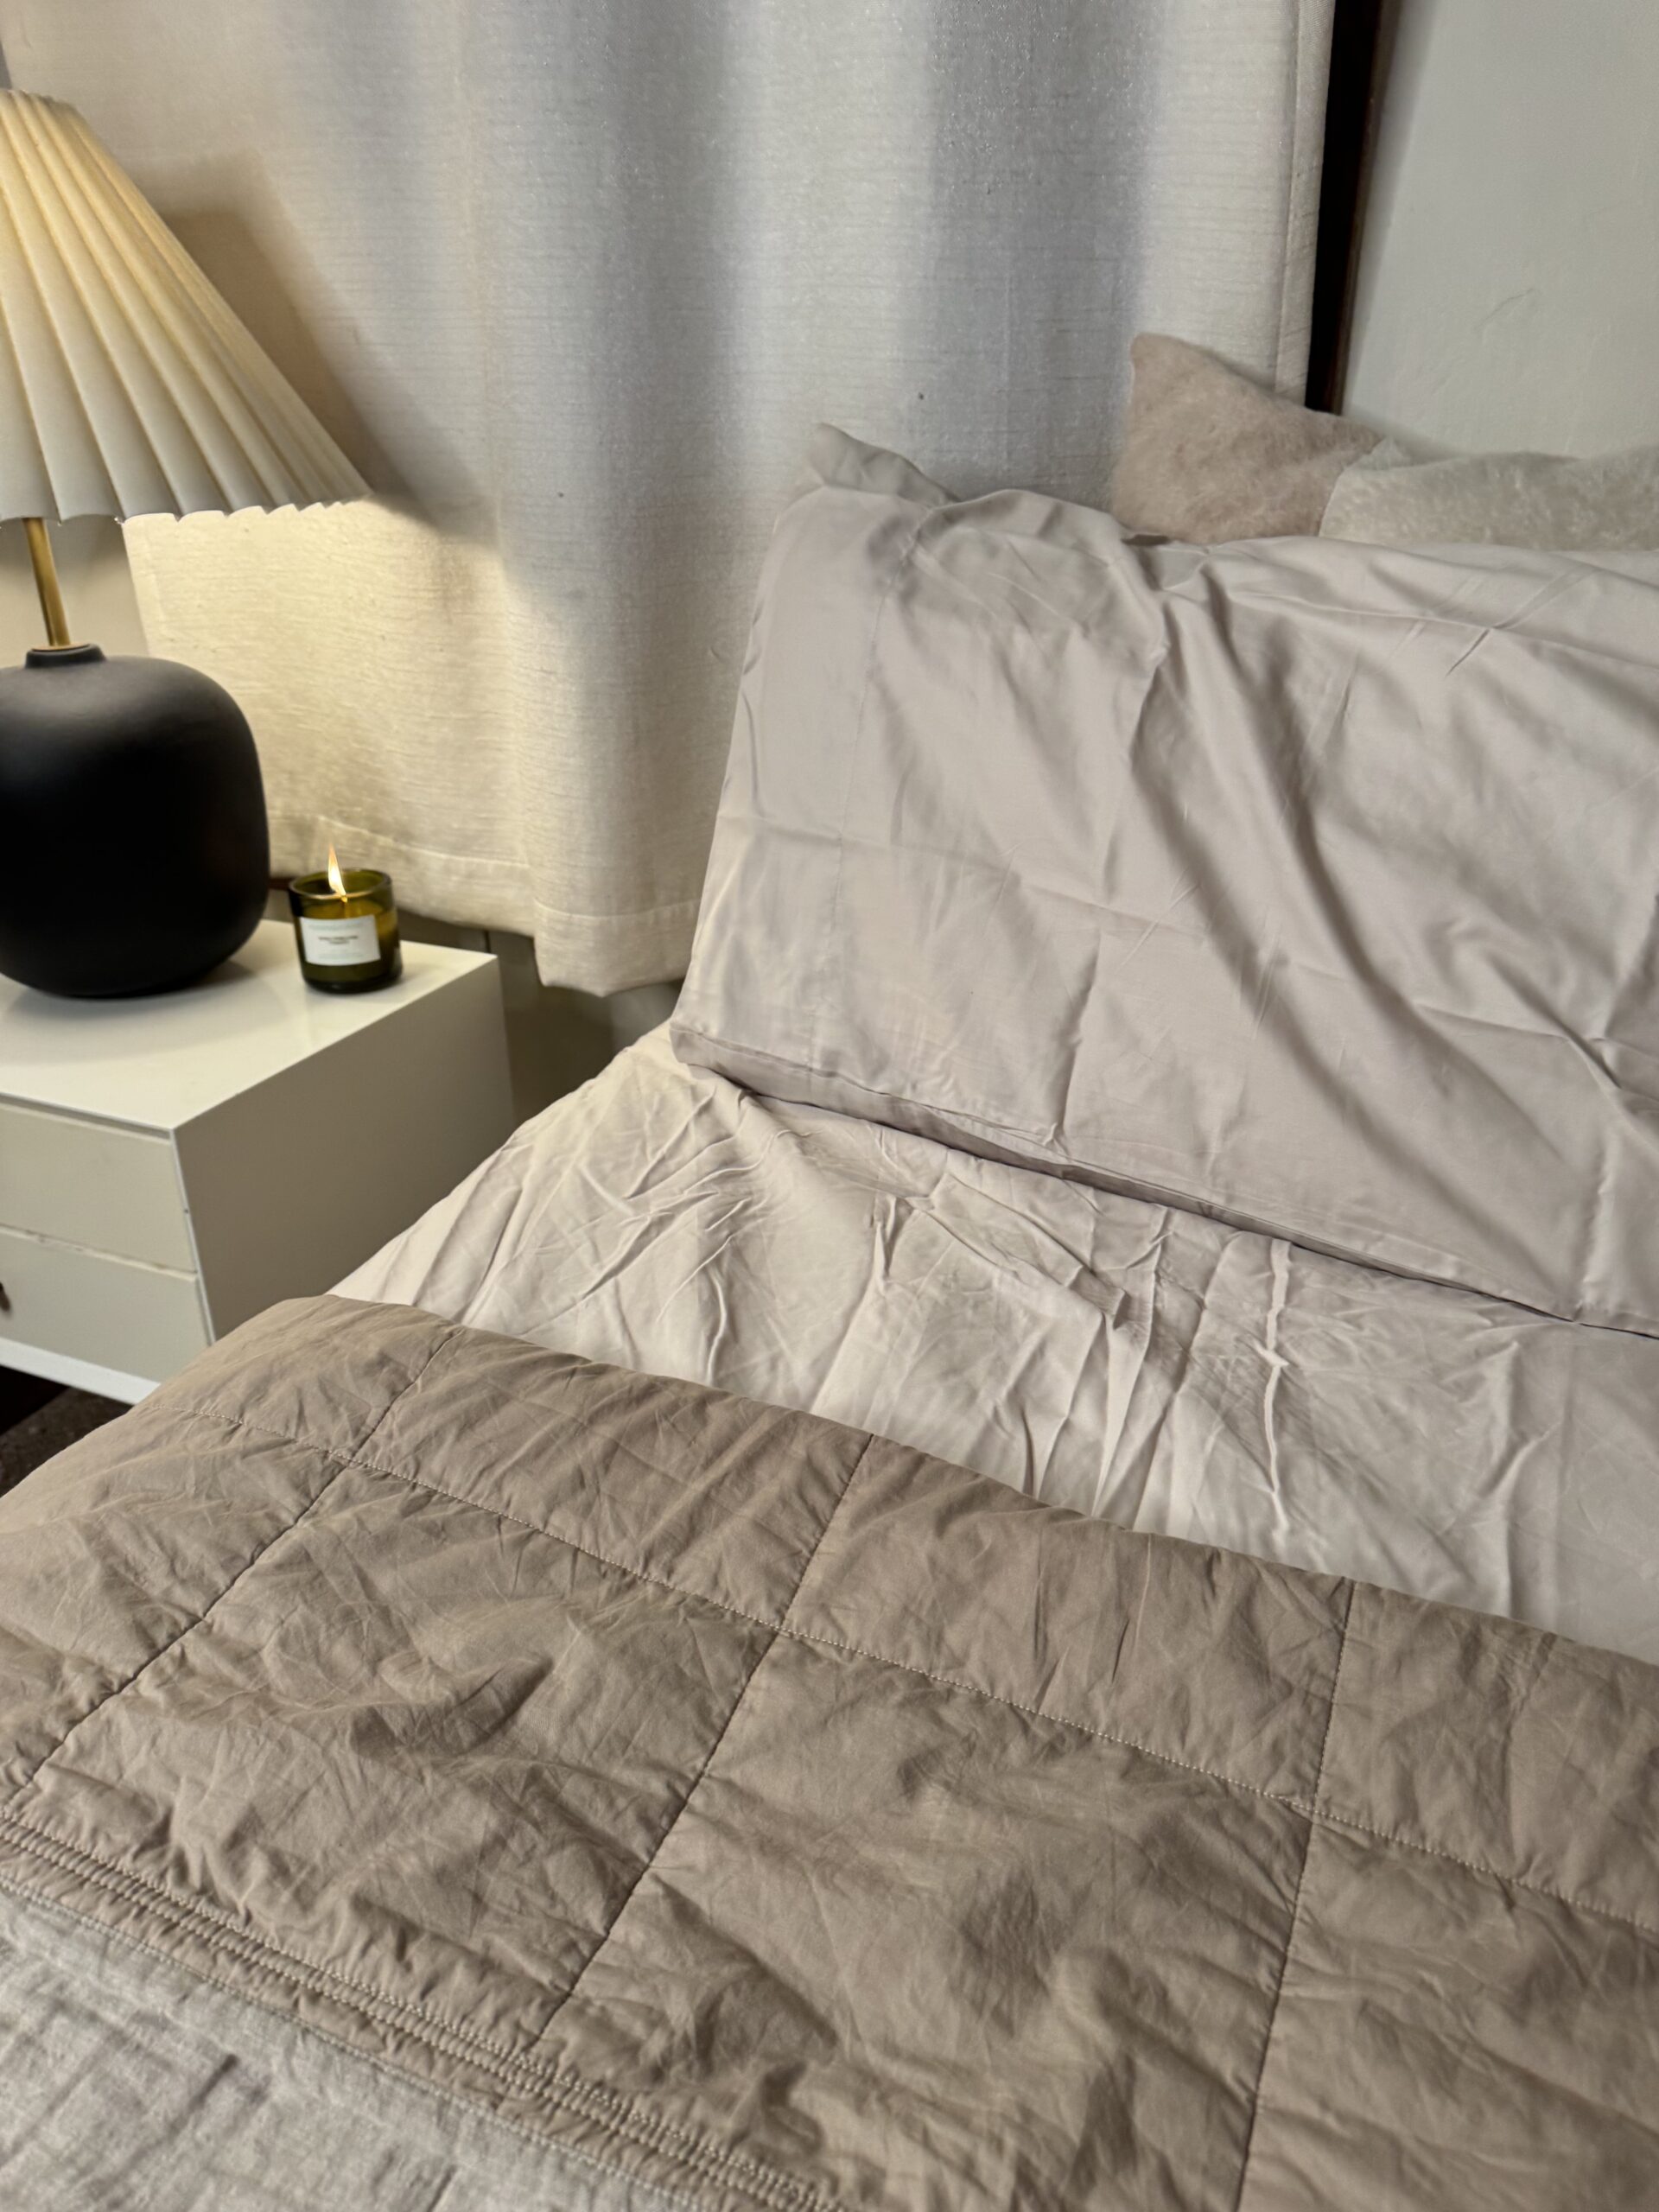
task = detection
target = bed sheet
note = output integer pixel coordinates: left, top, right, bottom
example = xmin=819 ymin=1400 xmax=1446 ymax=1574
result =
xmin=341 ymin=1027 xmax=1659 ymax=1662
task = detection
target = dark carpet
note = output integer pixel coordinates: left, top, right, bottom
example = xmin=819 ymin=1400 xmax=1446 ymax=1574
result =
xmin=0 ymin=1367 xmax=123 ymax=1502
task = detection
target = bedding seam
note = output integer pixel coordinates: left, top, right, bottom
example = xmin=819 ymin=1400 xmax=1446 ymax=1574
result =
xmin=669 ymin=1020 xmax=1594 ymax=1321
xmin=1311 ymin=1802 xmax=1659 ymax=1923
xmin=168 ymin=1399 xmax=823 ymax=1643
xmin=530 ymin=1433 xmax=879 ymax=2054
xmin=1230 ymin=1580 xmax=1355 ymax=2212
xmin=0 ymin=1801 xmax=551 ymax=2070
xmin=0 ymin=1814 xmax=838 ymax=2212
xmin=0 ymin=1871 xmax=714 ymax=2212
xmin=130 ymin=1396 xmax=1659 ymax=1948
xmin=41 ymin=1395 xmax=1659 ymax=1954
xmin=157 ymin=1395 xmax=1299 ymax=1808
xmin=3 ymin=1327 xmax=460 ymax=1811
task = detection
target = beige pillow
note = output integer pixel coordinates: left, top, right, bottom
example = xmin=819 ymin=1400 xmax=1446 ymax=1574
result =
xmin=1109 ymin=333 xmax=1380 ymax=541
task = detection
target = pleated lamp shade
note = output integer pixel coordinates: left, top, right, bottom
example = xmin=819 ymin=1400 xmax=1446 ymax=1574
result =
xmin=0 ymin=90 xmax=365 ymax=521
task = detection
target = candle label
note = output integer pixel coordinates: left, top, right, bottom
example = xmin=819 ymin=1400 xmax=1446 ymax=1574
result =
xmin=300 ymin=913 xmax=380 ymax=967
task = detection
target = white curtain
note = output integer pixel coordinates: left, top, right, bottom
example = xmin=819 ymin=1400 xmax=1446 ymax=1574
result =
xmin=0 ymin=1 xmax=1332 ymax=991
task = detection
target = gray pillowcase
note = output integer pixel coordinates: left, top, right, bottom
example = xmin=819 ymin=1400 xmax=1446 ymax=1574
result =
xmin=677 ymin=427 xmax=1659 ymax=1335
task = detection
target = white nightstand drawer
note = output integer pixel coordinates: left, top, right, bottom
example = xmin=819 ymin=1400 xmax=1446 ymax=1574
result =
xmin=0 ymin=924 xmax=512 ymax=1395
xmin=0 ymin=1101 xmax=194 ymax=1269
xmin=0 ymin=1226 xmax=209 ymax=1379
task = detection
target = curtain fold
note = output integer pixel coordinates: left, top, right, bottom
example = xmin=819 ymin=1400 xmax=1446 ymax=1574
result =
xmin=0 ymin=0 xmax=1333 ymax=991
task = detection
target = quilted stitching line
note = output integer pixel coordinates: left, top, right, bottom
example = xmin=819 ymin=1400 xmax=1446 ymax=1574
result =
xmin=129 ymin=1397 xmax=1659 ymax=1950
xmin=170 ymin=1404 xmax=823 ymax=1654
xmin=0 ymin=1814 xmax=840 ymax=2212
xmin=0 ymin=1798 xmax=553 ymax=2063
xmin=9 ymin=1477 xmax=348 ymax=1804
xmin=79 ymin=1398 xmax=1659 ymax=1948
xmin=0 ymin=1872 xmax=714 ymax=2212
xmin=530 ymin=1653 xmax=776 ymax=2037
xmin=530 ymin=1431 xmax=879 ymax=2058
xmin=776 ymin=1622 xmax=1299 ymax=1807
xmin=1230 ymin=1581 xmax=1356 ymax=2212
xmin=3 ymin=1328 xmax=459 ymax=1811
xmin=162 ymin=1395 xmax=1300 ymax=1810
xmin=1313 ymin=1804 xmax=1659 ymax=1946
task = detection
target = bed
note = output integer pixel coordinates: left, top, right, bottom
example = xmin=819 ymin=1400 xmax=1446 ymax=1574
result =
xmin=4 ymin=429 xmax=1659 ymax=2209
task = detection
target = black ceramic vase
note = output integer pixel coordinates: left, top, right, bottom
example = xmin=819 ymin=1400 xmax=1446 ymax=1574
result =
xmin=0 ymin=644 xmax=269 ymax=997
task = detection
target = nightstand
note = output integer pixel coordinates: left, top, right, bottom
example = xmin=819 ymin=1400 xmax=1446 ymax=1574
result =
xmin=0 ymin=920 xmax=513 ymax=1400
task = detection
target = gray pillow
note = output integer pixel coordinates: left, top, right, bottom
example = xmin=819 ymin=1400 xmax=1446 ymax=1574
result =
xmin=676 ymin=427 xmax=1659 ymax=1334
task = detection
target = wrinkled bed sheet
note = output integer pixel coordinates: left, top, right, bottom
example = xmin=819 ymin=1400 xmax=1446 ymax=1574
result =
xmin=343 ymin=1027 xmax=1659 ymax=1663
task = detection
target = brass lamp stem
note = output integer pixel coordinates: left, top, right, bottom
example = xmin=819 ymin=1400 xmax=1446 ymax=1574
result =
xmin=22 ymin=518 xmax=73 ymax=648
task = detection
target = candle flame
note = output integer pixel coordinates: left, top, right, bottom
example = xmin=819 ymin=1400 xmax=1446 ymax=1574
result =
xmin=326 ymin=844 xmax=349 ymax=901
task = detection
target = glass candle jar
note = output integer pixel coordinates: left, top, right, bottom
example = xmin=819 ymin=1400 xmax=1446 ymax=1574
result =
xmin=289 ymin=866 xmax=402 ymax=993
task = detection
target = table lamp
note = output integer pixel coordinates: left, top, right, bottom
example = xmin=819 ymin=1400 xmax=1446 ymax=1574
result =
xmin=0 ymin=92 xmax=365 ymax=998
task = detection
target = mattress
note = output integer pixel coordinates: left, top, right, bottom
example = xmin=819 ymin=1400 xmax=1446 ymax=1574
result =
xmin=342 ymin=1025 xmax=1659 ymax=1663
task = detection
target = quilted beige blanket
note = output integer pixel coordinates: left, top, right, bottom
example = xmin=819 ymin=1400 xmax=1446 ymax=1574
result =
xmin=2 ymin=1296 xmax=1656 ymax=2209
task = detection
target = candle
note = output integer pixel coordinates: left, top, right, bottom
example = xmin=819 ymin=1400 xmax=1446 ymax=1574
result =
xmin=289 ymin=846 xmax=402 ymax=992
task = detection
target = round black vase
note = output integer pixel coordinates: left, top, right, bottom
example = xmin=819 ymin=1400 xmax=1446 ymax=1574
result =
xmin=0 ymin=644 xmax=269 ymax=998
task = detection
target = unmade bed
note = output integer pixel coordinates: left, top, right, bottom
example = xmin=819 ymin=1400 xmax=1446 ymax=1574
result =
xmin=4 ymin=429 xmax=1659 ymax=2209
xmin=344 ymin=1022 xmax=1659 ymax=1662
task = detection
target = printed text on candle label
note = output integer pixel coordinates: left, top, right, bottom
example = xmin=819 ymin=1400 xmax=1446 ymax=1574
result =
xmin=301 ymin=914 xmax=380 ymax=966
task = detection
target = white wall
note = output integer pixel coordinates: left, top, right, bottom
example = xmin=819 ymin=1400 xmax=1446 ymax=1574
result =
xmin=1345 ymin=0 xmax=1659 ymax=454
